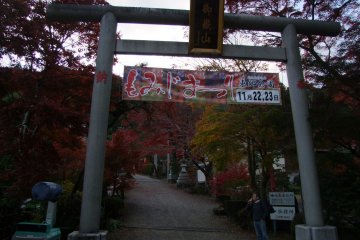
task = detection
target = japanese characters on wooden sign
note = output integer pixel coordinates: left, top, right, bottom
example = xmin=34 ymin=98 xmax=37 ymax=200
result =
xmin=122 ymin=66 xmax=281 ymax=105
xmin=189 ymin=0 xmax=224 ymax=55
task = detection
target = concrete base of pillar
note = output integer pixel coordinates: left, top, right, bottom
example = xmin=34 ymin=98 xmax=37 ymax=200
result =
xmin=68 ymin=231 xmax=108 ymax=240
xmin=295 ymin=225 xmax=338 ymax=240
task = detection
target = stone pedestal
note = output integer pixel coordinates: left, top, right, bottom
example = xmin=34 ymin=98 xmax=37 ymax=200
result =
xmin=296 ymin=225 xmax=338 ymax=240
xmin=68 ymin=231 xmax=107 ymax=240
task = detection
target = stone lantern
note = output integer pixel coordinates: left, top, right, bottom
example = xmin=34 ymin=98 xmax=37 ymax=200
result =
xmin=176 ymin=163 xmax=191 ymax=187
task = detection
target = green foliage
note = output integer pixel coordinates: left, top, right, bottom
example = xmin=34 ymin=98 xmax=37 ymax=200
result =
xmin=317 ymin=152 xmax=360 ymax=239
xmin=105 ymin=218 xmax=122 ymax=232
xmin=192 ymin=87 xmax=294 ymax=190
xmin=101 ymin=196 xmax=124 ymax=232
xmin=0 ymin=155 xmax=12 ymax=171
xmin=141 ymin=163 xmax=154 ymax=176
xmin=0 ymin=196 xmax=21 ymax=239
xmin=191 ymin=104 xmax=248 ymax=171
xmin=310 ymin=90 xmax=360 ymax=154
xmin=1 ymin=91 xmax=22 ymax=104
xmin=103 ymin=196 xmax=124 ymax=219
xmin=20 ymin=200 xmax=46 ymax=223
xmin=170 ymin=154 xmax=180 ymax=179
xmin=187 ymin=183 xmax=210 ymax=195
xmin=236 ymin=202 xmax=253 ymax=230
xmin=308 ymin=86 xmax=360 ymax=239
xmin=56 ymin=180 xmax=82 ymax=237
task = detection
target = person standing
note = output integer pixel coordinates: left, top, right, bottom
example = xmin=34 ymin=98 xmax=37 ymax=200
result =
xmin=246 ymin=191 xmax=269 ymax=240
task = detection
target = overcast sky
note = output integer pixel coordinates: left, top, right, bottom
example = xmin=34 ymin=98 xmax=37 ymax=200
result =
xmin=107 ymin=0 xmax=193 ymax=76
xmin=107 ymin=0 xmax=190 ymax=9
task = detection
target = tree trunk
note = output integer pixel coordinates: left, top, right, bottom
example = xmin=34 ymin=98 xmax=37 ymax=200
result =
xmin=247 ymin=137 xmax=256 ymax=188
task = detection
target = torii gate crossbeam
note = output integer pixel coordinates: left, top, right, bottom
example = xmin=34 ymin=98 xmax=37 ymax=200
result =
xmin=47 ymin=4 xmax=340 ymax=36
xmin=46 ymin=4 xmax=340 ymax=240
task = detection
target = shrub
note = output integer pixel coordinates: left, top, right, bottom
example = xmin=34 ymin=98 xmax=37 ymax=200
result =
xmin=317 ymin=152 xmax=360 ymax=239
xmin=140 ymin=163 xmax=154 ymax=176
xmin=103 ymin=196 xmax=124 ymax=219
xmin=101 ymin=196 xmax=124 ymax=231
xmin=236 ymin=205 xmax=253 ymax=230
xmin=210 ymin=164 xmax=250 ymax=199
xmin=187 ymin=183 xmax=210 ymax=195
xmin=0 ymin=196 xmax=21 ymax=239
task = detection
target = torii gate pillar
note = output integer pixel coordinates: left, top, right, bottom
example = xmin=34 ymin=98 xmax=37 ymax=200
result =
xmin=68 ymin=12 xmax=117 ymax=240
xmin=282 ymin=24 xmax=338 ymax=240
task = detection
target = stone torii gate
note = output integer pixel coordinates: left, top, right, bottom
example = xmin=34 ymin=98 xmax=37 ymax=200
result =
xmin=46 ymin=3 xmax=340 ymax=240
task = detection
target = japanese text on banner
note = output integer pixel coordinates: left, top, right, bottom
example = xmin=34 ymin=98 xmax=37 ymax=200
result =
xmin=122 ymin=66 xmax=281 ymax=105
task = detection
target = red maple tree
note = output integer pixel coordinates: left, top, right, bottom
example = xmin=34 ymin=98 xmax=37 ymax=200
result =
xmin=0 ymin=0 xmax=109 ymax=198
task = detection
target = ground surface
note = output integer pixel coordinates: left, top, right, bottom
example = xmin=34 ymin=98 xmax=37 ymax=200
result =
xmin=108 ymin=175 xmax=291 ymax=240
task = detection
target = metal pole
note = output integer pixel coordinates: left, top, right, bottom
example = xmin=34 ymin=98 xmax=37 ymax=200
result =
xmin=281 ymin=24 xmax=324 ymax=227
xmin=79 ymin=12 xmax=117 ymax=233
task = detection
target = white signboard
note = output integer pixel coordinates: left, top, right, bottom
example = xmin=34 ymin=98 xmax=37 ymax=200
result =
xmin=269 ymin=192 xmax=295 ymax=206
xmin=270 ymin=206 xmax=296 ymax=220
xmin=197 ymin=170 xmax=206 ymax=183
xmin=235 ymin=89 xmax=281 ymax=104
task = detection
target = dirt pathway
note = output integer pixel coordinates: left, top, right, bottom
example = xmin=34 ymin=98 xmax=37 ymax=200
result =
xmin=108 ymin=175 xmax=256 ymax=240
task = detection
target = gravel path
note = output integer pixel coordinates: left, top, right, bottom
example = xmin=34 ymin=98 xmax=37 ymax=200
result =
xmin=108 ymin=175 xmax=256 ymax=240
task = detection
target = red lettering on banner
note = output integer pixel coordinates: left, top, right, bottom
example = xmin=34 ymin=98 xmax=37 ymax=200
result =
xmin=139 ymin=72 xmax=165 ymax=96
xmin=125 ymin=69 xmax=139 ymax=97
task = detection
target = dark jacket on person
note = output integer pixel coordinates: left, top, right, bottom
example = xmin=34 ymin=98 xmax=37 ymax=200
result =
xmin=247 ymin=199 xmax=268 ymax=221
